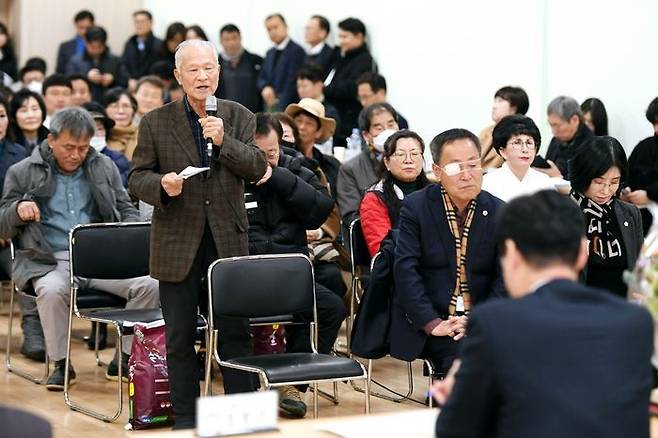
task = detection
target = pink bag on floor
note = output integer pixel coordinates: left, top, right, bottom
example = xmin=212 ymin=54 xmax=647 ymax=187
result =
xmin=127 ymin=320 xmax=174 ymax=430
xmin=251 ymin=324 xmax=285 ymax=355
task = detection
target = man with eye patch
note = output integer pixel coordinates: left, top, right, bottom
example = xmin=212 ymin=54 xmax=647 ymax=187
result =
xmin=390 ymin=128 xmax=507 ymax=376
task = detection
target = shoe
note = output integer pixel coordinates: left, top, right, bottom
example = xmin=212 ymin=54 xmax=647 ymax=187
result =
xmin=106 ymin=352 xmax=130 ymax=382
xmin=46 ymin=359 xmax=76 ymax=391
xmin=20 ymin=315 xmax=46 ymax=362
xmin=277 ymin=385 xmax=307 ymax=418
xmin=86 ymin=322 xmax=108 ymax=350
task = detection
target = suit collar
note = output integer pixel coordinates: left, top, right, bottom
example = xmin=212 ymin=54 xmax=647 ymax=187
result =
xmin=426 ymin=185 xmax=494 ymax=278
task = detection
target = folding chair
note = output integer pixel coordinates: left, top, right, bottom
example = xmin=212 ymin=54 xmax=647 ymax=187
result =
xmin=64 ymin=222 xmax=170 ymax=422
xmin=346 ymin=217 xmax=371 ymax=354
xmin=5 ymin=240 xmax=51 ymax=384
xmin=205 ymin=253 xmax=369 ymax=418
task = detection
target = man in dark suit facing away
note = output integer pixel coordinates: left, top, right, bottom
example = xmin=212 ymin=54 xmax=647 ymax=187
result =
xmin=129 ymin=39 xmax=268 ymax=429
xmin=434 ymin=190 xmax=654 ymax=438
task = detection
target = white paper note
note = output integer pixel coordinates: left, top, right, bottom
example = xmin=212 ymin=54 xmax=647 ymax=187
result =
xmin=178 ymin=166 xmax=210 ymax=179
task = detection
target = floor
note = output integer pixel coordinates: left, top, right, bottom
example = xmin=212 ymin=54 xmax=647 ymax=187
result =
xmin=0 ymin=292 xmax=656 ymax=438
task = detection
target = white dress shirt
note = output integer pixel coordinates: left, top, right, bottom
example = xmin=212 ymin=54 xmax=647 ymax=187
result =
xmin=482 ymin=162 xmax=556 ymax=202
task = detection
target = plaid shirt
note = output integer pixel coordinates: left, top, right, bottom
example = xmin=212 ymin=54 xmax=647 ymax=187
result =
xmin=183 ymin=96 xmax=209 ymax=167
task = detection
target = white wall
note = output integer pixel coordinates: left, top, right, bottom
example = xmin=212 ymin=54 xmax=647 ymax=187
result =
xmin=145 ymin=0 xmax=658 ymax=154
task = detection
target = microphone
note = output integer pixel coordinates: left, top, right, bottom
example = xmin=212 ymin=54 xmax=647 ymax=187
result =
xmin=205 ymin=95 xmax=218 ymax=158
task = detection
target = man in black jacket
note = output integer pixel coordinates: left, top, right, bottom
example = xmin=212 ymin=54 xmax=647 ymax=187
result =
xmin=248 ymin=114 xmax=345 ymax=419
xmin=216 ymin=24 xmax=263 ymax=113
xmin=533 ymin=95 xmax=593 ymax=179
xmin=434 ymin=190 xmax=653 ymax=438
xmin=324 ymin=17 xmax=376 ymax=145
xmin=257 ymin=14 xmax=306 ymax=111
xmin=121 ymin=10 xmax=163 ymax=90
xmin=65 ymin=26 xmax=128 ymax=102
xmin=303 ymin=15 xmax=335 ymax=76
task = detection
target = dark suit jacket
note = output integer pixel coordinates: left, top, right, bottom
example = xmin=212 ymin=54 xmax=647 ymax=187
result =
xmin=436 ymin=279 xmax=654 ymax=438
xmin=305 ymin=43 xmax=335 ymax=76
xmin=65 ymin=49 xmax=129 ymax=101
xmin=122 ymin=33 xmax=164 ymax=80
xmin=128 ymin=98 xmax=267 ymax=282
xmin=391 ymin=185 xmax=506 ymax=361
xmin=56 ymin=37 xmax=81 ymax=74
xmin=257 ymin=39 xmax=306 ymax=111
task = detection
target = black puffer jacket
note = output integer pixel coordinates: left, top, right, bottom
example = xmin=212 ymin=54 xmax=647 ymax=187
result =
xmin=246 ymin=153 xmax=334 ymax=256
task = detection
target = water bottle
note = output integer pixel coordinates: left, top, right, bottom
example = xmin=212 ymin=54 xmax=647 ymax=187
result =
xmin=345 ymin=128 xmax=362 ymax=161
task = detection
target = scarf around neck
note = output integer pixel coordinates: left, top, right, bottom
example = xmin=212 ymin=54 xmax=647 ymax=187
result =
xmin=440 ymin=186 xmax=477 ymax=316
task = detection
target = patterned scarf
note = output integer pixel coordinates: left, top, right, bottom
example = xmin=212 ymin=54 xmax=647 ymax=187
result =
xmin=570 ymin=191 xmax=624 ymax=263
xmin=440 ymin=186 xmax=477 ymax=316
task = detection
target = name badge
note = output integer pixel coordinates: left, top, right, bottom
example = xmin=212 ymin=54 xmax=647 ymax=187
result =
xmin=456 ymin=295 xmax=465 ymax=313
xmin=245 ymin=201 xmax=258 ymax=209
xmin=197 ymin=391 xmax=278 ymax=437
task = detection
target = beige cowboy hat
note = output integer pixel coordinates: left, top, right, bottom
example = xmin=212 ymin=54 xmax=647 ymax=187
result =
xmin=285 ymin=98 xmax=336 ymax=143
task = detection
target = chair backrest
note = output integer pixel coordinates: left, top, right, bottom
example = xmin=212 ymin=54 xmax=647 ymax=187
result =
xmin=349 ymin=217 xmax=371 ymax=275
xmin=209 ymin=254 xmax=314 ymax=319
xmin=69 ymin=222 xmax=151 ymax=280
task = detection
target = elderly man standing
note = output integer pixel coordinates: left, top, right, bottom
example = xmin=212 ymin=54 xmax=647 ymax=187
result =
xmin=0 ymin=107 xmax=160 ymax=391
xmin=129 ymin=40 xmax=267 ymax=429
xmin=391 ymin=128 xmax=506 ymax=374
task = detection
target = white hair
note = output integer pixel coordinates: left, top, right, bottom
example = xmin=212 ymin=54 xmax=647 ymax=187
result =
xmin=174 ymin=40 xmax=219 ymax=70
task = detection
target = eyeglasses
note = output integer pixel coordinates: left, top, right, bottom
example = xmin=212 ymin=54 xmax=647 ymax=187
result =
xmin=390 ymin=150 xmax=423 ymax=161
xmin=591 ymin=179 xmax=620 ymax=192
xmin=438 ymin=159 xmax=483 ymax=176
xmin=506 ymin=139 xmax=536 ymax=150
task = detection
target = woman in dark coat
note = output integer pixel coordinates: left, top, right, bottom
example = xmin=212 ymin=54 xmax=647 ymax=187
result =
xmin=570 ymin=136 xmax=643 ymax=298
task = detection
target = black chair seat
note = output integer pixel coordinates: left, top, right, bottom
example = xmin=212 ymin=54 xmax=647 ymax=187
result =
xmin=77 ymin=288 xmax=127 ymax=308
xmin=225 ymin=353 xmax=364 ymax=384
xmin=79 ymin=308 xmax=206 ymax=333
xmin=249 ymin=315 xmax=296 ymax=325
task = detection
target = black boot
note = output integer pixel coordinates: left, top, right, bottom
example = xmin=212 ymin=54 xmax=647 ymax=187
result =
xmin=20 ymin=314 xmax=45 ymax=362
xmin=46 ymin=359 xmax=76 ymax=391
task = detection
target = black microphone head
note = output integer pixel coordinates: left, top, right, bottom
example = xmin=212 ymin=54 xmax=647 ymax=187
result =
xmin=205 ymin=95 xmax=218 ymax=115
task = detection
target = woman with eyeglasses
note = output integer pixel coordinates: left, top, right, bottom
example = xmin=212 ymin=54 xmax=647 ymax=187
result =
xmin=482 ymin=115 xmax=555 ymax=202
xmin=102 ymin=87 xmax=138 ymax=160
xmin=359 ymin=129 xmax=430 ymax=256
xmin=570 ymin=136 xmax=642 ymax=298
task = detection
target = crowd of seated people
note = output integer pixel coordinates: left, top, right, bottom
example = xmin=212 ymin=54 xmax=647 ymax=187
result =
xmin=0 ymin=7 xmax=656 ymax=434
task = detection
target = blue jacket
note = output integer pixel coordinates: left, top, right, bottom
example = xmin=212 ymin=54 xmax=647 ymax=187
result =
xmin=102 ymin=147 xmax=130 ymax=188
xmin=257 ymin=39 xmax=306 ymax=111
xmin=0 ymin=139 xmax=27 ymax=195
xmin=391 ymin=184 xmax=506 ymax=360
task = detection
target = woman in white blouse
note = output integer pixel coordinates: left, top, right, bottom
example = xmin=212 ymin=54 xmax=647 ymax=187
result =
xmin=482 ymin=114 xmax=556 ymax=202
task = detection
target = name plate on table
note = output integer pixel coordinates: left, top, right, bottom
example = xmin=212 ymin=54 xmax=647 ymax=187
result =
xmin=197 ymin=391 xmax=278 ymax=437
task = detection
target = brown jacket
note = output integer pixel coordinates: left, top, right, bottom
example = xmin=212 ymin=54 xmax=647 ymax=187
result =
xmin=129 ymin=98 xmax=267 ymax=282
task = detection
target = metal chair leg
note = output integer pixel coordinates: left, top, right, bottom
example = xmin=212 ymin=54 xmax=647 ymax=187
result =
xmin=203 ymin=329 xmax=215 ymax=397
xmin=5 ymin=285 xmax=49 ymax=384
xmin=312 ymin=382 xmax=319 ymax=419
xmin=425 ymin=359 xmax=434 ymax=409
xmin=351 ymin=358 xmax=414 ymax=403
xmin=65 ymin=321 xmax=124 ymax=422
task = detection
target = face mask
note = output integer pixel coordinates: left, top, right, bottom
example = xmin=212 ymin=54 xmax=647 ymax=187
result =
xmin=372 ymin=129 xmax=397 ymax=152
xmin=89 ymin=135 xmax=106 ymax=151
xmin=26 ymin=80 xmax=42 ymax=94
